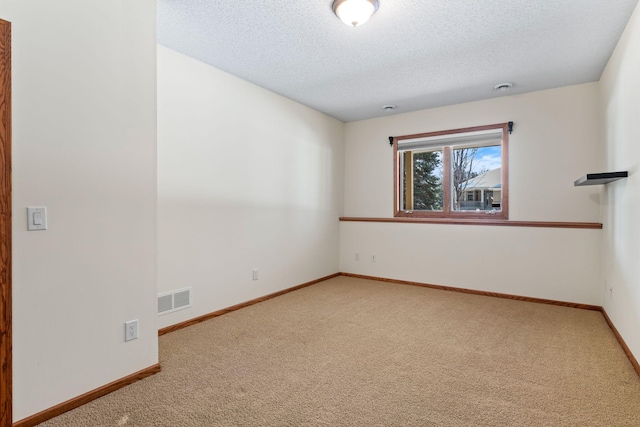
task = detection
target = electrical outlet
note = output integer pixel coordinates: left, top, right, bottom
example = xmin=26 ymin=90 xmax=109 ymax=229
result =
xmin=355 ymin=253 xmax=359 ymax=261
xmin=252 ymin=269 xmax=259 ymax=281
xmin=371 ymin=254 xmax=376 ymax=263
xmin=125 ymin=320 xmax=138 ymax=342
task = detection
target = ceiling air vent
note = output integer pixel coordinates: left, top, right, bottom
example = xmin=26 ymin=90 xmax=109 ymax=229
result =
xmin=158 ymin=287 xmax=192 ymax=315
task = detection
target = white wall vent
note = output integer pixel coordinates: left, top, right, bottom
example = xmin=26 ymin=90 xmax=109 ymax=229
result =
xmin=158 ymin=294 xmax=173 ymax=313
xmin=158 ymin=287 xmax=192 ymax=315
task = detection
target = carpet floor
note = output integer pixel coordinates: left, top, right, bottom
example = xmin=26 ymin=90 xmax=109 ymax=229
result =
xmin=38 ymin=276 xmax=640 ymax=426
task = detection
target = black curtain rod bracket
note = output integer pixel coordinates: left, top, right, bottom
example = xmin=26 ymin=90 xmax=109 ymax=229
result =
xmin=389 ymin=136 xmax=394 ymax=146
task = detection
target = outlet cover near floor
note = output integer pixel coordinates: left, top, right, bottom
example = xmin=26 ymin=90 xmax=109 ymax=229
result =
xmin=125 ymin=319 xmax=138 ymax=342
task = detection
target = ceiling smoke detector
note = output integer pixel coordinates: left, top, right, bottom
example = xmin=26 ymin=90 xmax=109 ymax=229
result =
xmin=382 ymin=104 xmax=397 ymax=111
xmin=494 ymin=82 xmax=513 ymax=92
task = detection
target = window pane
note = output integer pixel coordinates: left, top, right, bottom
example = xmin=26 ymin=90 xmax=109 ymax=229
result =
xmin=402 ymin=150 xmax=443 ymax=211
xmin=451 ymin=145 xmax=501 ymax=212
xmin=395 ymin=123 xmax=508 ymax=219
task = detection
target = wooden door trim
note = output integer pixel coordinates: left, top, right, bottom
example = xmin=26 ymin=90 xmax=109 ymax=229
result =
xmin=0 ymin=18 xmax=11 ymax=427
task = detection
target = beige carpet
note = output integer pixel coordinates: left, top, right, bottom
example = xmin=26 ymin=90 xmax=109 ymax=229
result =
xmin=38 ymin=276 xmax=640 ymax=426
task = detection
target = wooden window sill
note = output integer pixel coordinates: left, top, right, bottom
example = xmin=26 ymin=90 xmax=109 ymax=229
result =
xmin=339 ymin=217 xmax=602 ymax=229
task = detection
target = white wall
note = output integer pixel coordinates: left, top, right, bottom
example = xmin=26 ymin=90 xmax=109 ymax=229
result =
xmin=341 ymin=84 xmax=603 ymax=305
xmin=599 ymin=3 xmax=640 ymax=362
xmin=3 ymin=0 xmax=158 ymax=421
xmin=157 ymin=46 xmax=344 ymax=329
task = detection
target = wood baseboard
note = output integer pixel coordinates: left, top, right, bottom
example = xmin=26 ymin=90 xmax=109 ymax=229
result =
xmin=13 ymin=363 xmax=161 ymax=427
xmin=599 ymin=309 xmax=640 ymax=377
xmin=158 ymin=271 xmax=640 ymax=378
xmin=12 ymin=274 xmax=638 ymax=427
xmin=158 ymin=273 xmax=341 ymax=336
xmin=340 ymin=273 xmax=640 ymax=377
xmin=339 ymin=273 xmax=602 ymax=310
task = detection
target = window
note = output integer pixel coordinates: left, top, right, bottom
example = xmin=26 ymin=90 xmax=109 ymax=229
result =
xmin=393 ymin=123 xmax=509 ymax=220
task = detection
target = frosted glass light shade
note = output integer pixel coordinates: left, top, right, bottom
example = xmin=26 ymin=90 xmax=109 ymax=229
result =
xmin=332 ymin=0 xmax=379 ymax=27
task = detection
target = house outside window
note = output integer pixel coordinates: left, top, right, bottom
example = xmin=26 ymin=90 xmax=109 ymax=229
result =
xmin=393 ymin=123 xmax=509 ymax=220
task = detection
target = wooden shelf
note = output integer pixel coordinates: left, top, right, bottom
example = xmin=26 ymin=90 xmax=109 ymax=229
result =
xmin=574 ymin=171 xmax=628 ymax=186
xmin=339 ymin=217 xmax=602 ymax=229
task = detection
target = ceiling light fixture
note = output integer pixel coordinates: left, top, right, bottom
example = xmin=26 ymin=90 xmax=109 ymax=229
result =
xmin=382 ymin=104 xmax=396 ymax=111
xmin=494 ymin=82 xmax=513 ymax=92
xmin=332 ymin=0 xmax=379 ymax=27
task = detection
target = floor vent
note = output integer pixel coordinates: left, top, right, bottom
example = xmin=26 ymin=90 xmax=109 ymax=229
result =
xmin=158 ymin=287 xmax=192 ymax=315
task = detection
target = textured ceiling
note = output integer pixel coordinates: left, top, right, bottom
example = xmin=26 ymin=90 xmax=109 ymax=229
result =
xmin=158 ymin=0 xmax=639 ymax=122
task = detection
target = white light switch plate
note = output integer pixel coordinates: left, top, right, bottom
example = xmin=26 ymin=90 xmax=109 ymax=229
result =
xmin=27 ymin=207 xmax=47 ymax=231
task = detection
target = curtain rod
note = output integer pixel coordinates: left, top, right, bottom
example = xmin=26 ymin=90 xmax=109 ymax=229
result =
xmin=389 ymin=121 xmax=513 ymax=146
